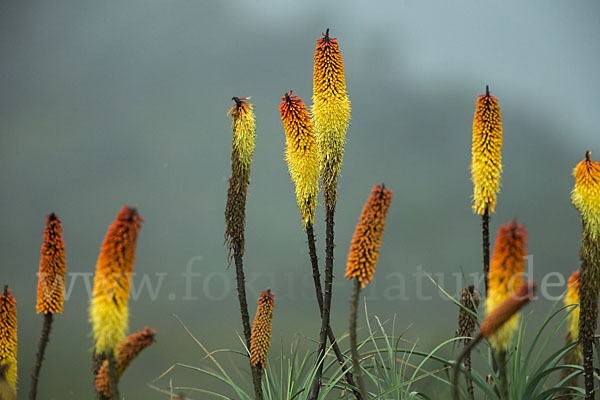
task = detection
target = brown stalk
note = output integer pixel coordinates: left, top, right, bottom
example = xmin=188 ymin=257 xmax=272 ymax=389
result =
xmin=309 ymin=202 xmax=337 ymax=400
xmin=29 ymin=313 xmax=53 ymax=400
xmin=482 ymin=206 xmax=490 ymax=296
xmin=306 ymin=223 xmax=362 ymax=399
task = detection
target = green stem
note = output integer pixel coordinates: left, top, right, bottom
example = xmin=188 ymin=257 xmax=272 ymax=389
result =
xmin=107 ymin=352 xmax=119 ymax=400
xmin=496 ymin=350 xmax=509 ymax=400
xmin=453 ymin=333 xmax=483 ymax=400
xmin=349 ymin=278 xmax=367 ymax=398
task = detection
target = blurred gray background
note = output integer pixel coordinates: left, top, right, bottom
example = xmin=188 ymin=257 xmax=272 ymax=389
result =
xmin=1 ymin=0 xmax=598 ymax=398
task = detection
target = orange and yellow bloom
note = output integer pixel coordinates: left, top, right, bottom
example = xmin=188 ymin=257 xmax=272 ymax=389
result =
xmin=471 ymin=87 xmax=503 ymax=215
xmin=485 ymin=220 xmax=527 ymax=351
xmin=572 ymin=151 xmax=600 ymax=238
xmin=36 ymin=213 xmax=66 ymax=314
xmin=90 ymin=206 xmax=143 ymax=356
xmin=95 ymin=327 xmax=157 ymax=396
xmin=279 ymin=91 xmax=320 ymax=227
xmin=312 ymin=29 xmax=351 ymax=207
xmin=345 ymin=184 xmax=393 ymax=287
xmin=250 ymin=290 xmax=274 ymax=368
xmin=0 ymin=287 xmax=17 ymax=392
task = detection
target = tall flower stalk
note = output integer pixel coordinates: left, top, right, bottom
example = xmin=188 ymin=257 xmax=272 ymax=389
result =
xmin=225 ymin=97 xmax=262 ymax=399
xmin=345 ymin=184 xmax=393 ymax=398
xmin=562 ymin=270 xmax=581 ymax=398
xmin=485 ymin=220 xmax=527 ymax=399
xmin=571 ymin=151 xmax=600 ymax=399
xmin=310 ymin=28 xmax=351 ymax=399
xmin=89 ymin=206 xmax=143 ymax=399
xmin=30 ymin=213 xmax=66 ymax=400
xmin=279 ymin=91 xmax=360 ymax=397
xmin=0 ymin=286 xmax=17 ymax=399
xmin=456 ymin=286 xmax=479 ymax=400
xmin=471 ymin=86 xmax=503 ymax=295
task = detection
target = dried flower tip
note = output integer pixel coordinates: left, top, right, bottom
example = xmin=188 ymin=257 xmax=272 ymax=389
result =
xmin=345 ymin=184 xmax=393 ymax=287
xmin=250 ymin=289 xmax=275 ymax=368
xmin=279 ymin=91 xmax=320 ymax=227
xmin=36 ymin=213 xmax=67 ymax=314
xmin=225 ymin=97 xmax=256 ymax=261
xmin=471 ymin=86 xmax=503 ymax=215
xmin=480 ymin=282 xmax=536 ymax=338
xmin=457 ymin=285 xmax=479 ymax=344
xmin=89 ymin=206 xmax=143 ymax=356
xmin=0 ymin=287 xmax=17 ymax=391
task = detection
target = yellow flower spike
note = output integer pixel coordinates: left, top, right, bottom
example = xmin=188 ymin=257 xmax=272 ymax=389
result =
xmin=228 ymin=97 xmax=256 ymax=173
xmin=312 ymin=29 xmax=351 ymax=209
xmin=279 ymin=91 xmax=320 ymax=228
xmin=90 ymin=206 xmax=143 ymax=356
xmin=225 ymin=97 xmax=256 ymax=261
xmin=0 ymin=286 xmax=17 ymax=392
xmin=471 ymin=86 xmax=503 ymax=215
xmin=572 ymin=151 xmax=600 ymax=239
xmin=250 ymin=289 xmax=275 ymax=368
xmin=485 ymin=220 xmax=527 ymax=352
xmin=345 ymin=184 xmax=393 ymax=287
xmin=36 ymin=213 xmax=66 ymax=314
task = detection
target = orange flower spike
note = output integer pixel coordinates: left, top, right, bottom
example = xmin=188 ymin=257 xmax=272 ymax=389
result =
xmin=345 ymin=184 xmax=393 ymax=287
xmin=250 ymin=290 xmax=275 ymax=368
xmin=0 ymin=287 xmax=17 ymax=392
xmin=95 ymin=327 xmax=157 ymax=397
xmin=480 ymin=282 xmax=537 ymax=338
xmin=572 ymin=151 xmax=600 ymax=238
xmin=485 ymin=220 xmax=527 ymax=351
xmin=36 ymin=213 xmax=67 ymax=314
xmin=279 ymin=91 xmax=320 ymax=227
xmin=89 ymin=206 xmax=143 ymax=356
xmin=471 ymin=86 xmax=503 ymax=215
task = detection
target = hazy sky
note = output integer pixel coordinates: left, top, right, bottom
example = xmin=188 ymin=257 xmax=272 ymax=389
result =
xmin=1 ymin=1 xmax=598 ymax=398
